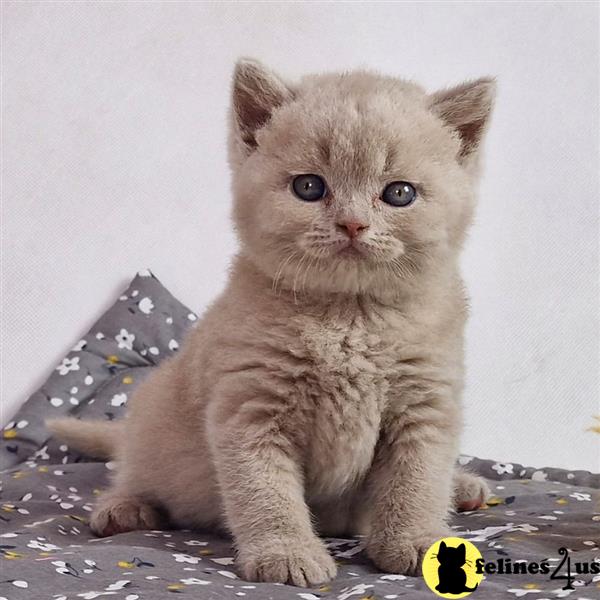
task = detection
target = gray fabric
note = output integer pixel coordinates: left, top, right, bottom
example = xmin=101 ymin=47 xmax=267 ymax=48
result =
xmin=1 ymin=269 xmax=197 ymax=471
xmin=2 ymin=271 xmax=599 ymax=599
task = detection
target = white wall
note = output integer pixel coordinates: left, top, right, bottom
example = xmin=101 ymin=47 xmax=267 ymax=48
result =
xmin=2 ymin=2 xmax=599 ymax=471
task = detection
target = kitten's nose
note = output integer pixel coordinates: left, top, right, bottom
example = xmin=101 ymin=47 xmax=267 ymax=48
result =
xmin=336 ymin=220 xmax=369 ymax=239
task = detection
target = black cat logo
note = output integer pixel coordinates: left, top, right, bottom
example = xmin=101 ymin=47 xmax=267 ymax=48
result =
xmin=435 ymin=541 xmax=478 ymax=594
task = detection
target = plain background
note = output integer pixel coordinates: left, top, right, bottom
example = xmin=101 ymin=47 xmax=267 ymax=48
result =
xmin=2 ymin=1 xmax=599 ymax=471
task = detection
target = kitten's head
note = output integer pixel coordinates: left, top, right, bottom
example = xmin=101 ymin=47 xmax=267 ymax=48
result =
xmin=228 ymin=59 xmax=495 ymax=297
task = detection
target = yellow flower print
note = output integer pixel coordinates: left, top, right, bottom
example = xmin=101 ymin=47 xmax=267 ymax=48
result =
xmin=118 ymin=560 xmax=135 ymax=568
xmin=588 ymin=415 xmax=600 ymax=434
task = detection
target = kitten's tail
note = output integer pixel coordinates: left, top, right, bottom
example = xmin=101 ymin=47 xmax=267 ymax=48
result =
xmin=46 ymin=418 xmax=123 ymax=460
xmin=464 ymin=584 xmax=479 ymax=592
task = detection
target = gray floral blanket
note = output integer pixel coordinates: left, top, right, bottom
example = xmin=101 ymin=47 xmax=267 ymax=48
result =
xmin=2 ymin=272 xmax=599 ymax=599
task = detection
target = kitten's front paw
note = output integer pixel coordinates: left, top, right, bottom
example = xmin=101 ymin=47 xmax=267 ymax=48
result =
xmin=238 ymin=539 xmax=337 ymax=587
xmin=367 ymin=529 xmax=450 ymax=576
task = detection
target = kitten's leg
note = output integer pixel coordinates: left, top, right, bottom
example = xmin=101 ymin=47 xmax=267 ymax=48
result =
xmin=207 ymin=393 xmax=337 ymax=587
xmin=360 ymin=400 xmax=460 ymax=575
xmin=90 ymin=489 xmax=164 ymax=537
xmin=453 ymin=468 xmax=490 ymax=511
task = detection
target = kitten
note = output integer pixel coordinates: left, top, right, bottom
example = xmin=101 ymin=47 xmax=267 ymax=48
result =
xmin=48 ymin=59 xmax=494 ymax=587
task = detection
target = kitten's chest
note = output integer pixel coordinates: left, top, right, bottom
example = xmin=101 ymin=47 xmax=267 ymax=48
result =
xmin=296 ymin=311 xmax=400 ymax=497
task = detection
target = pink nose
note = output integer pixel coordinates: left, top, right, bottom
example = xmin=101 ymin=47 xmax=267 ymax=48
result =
xmin=337 ymin=221 xmax=369 ymax=239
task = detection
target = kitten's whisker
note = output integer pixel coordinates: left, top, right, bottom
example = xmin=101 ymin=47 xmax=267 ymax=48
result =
xmin=272 ymin=250 xmax=298 ymax=295
xmin=301 ymin=249 xmax=320 ymax=292
xmin=292 ymin=252 xmax=310 ymax=302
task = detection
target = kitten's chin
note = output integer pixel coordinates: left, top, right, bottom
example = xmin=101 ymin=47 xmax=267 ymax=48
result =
xmin=335 ymin=245 xmax=366 ymax=260
xmin=273 ymin=254 xmax=410 ymax=298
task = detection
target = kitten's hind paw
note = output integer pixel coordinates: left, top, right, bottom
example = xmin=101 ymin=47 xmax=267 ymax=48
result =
xmin=453 ymin=469 xmax=490 ymax=512
xmin=90 ymin=494 xmax=164 ymax=537
xmin=238 ymin=538 xmax=337 ymax=587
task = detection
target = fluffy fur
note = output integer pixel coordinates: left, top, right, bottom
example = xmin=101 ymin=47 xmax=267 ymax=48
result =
xmin=48 ymin=59 xmax=495 ymax=586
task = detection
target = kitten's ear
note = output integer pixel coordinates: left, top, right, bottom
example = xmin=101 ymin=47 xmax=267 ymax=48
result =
xmin=231 ymin=58 xmax=294 ymax=150
xmin=440 ymin=541 xmax=447 ymax=550
xmin=458 ymin=544 xmax=466 ymax=559
xmin=430 ymin=78 xmax=496 ymax=162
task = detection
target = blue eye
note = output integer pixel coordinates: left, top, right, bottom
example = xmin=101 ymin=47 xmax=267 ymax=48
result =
xmin=381 ymin=181 xmax=417 ymax=207
xmin=292 ymin=174 xmax=327 ymax=202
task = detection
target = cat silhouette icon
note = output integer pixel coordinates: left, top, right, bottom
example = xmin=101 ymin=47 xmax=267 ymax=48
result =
xmin=435 ymin=541 xmax=479 ymax=594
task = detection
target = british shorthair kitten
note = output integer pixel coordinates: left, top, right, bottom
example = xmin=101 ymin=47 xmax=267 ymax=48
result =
xmin=49 ymin=59 xmax=494 ymax=587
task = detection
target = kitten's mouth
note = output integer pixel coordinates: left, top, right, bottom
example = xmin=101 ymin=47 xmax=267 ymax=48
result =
xmin=337 ymin=242 xmax=367 ymax=259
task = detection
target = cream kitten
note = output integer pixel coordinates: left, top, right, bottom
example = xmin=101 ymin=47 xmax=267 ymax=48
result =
xmin=49 ymin=59 xmax=495 ymax=587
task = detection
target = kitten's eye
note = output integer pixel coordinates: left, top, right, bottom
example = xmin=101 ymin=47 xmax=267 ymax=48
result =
xmin=292 ymin=174 xmax=327 ymax=202
xmin=381 ymin=181 xmax=417 ymax=207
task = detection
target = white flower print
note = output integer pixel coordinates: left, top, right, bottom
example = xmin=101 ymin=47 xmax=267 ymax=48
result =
xmin=507 ymin=589 xmax=542 ymax=597
xmin=27 ymin=538 xmax=60 ymax=551
xmin=110 ymin=393 xmax=127 ymax=407
xmin=138 ymin=297 xmax=154 ymax=314
xmin=33 ymin=445 xmax=50 ymax=460
xmin=138 ymin=268 xmax=152 ymax=277
xmin=180 ymin=578 xmax=211 ymax=585
xmin=105 ymin=580 xmax=131 ymax=591
xmin=569 ymin=492 xmax=591 ymax=501
xmin=491 ymin=462 xmax=513 ymax=475
xmin=115 ymin=329 xmax=135 ymax=351
xmin=173 ymin=553 xmax=202 ymax=564
xmin=11 ymin=581 xmax=28 ymax=588
xmin=72 ymin=339 xmax=87 ymax=352
xmin=458 ymin=455 xmax=474 ymax=465
xmin=55 ymin=356 xmax=80 ymax=375
xmin=50 ymin=397 xmax=64 ymax=407
xmin=217 ymin=570 xmax=238 ymax=579
xmin=531 ymin=470 xmax=547 ymax=481
xmin=168 ymin=339 xmax=179 ymax=351
xmin=338 ymin=584 xmax=374 ymax=600
xmin=183 ymin=540 xmax=208 ymax=546
xmin=188 ymin=312 xmax=197 ymax=321
xmin=211 ymin=557 xmax=234 ymax=565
